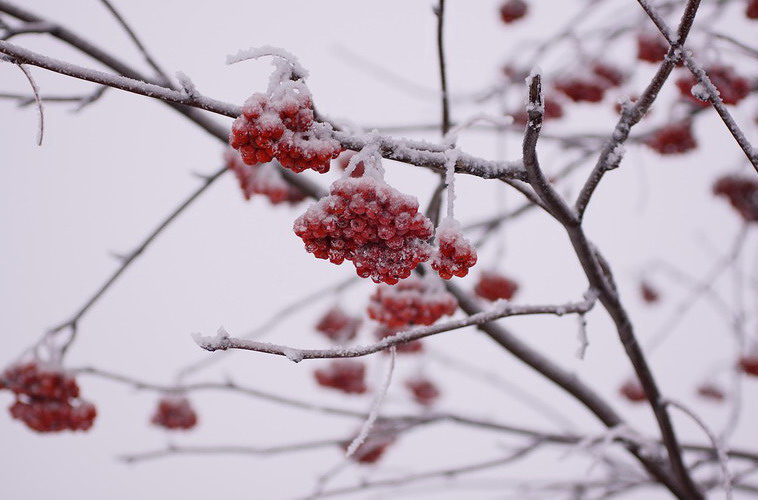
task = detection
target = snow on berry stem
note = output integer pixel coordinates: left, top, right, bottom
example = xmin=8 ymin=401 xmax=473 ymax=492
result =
xmin=444 ymin=148 xmax=459 ymax=219
xmin=226 ymin=45 xmax=309 ymax=92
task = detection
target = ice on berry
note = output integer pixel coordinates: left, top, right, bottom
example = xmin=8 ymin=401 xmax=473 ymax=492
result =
xmin=431 ymin=217 xmax=478 ymax=280
xmin=367 ymin=275 xmax=458 ymax=328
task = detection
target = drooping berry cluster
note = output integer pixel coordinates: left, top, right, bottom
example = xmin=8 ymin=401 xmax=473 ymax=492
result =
xmin=713 ymin=175 xmax=758 ymax=222
xmin=405 ymin=377 xmax=440 ymax=406
xmin=644 ymin=121 xmax=697 ymax=155
xmin=151 ymin=396 xmax=198 ymax=430
xmin=367 ymin=276 xmax=458 ymax=328
xmin=640 ymin=281 xmax=660 ymax=304
xmin=315 ymin=306 xmax=361 ymax=343
xmin=739 ymin=355 xmax=758 ymax=376
xmin=229 ymin=80 xmax=343 ymax=174
xmin=431 ymin=218 xmax=478 ymax=280
xmin=499 ymin=0 xmax=528 ymax=24
xmin=675 ymin=65 xmax=750 ymax=107
xmin=225 ymin=150 xmax=305 ymax=205
xmin=375 ymin=326 xmax=424 ymax=354
xmin=293 ymin=176 xmax=434 ymax=284
xmin=314 ymin=360 xmax=368 ymax=394
xmin=474 ymin=271 xmax=519 ymax=301
xmin=0 ymin=362 xmax=96 ymax=432
xmin=619 ymin=379 xmax=646 ymax=403
xmin=637 ymin=32 xmax=669 ymax=63
xmin=342 ymin=423 xmax=398 ymax=464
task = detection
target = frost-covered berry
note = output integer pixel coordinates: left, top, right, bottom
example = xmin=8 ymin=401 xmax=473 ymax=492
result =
xmin=474 ymin=271 xmax=519 ymax=301
xmin=1 ymin=362 xmax=96 ymax=433
xmin=335 ymin=151 xmax=365 ymax=178
xmin=367 ymin=276 xmax=458 ymax=328
xmin=314 ymin=360 xmax=368 ymax=394
xmin=713 ymin=174 xmax=758 ymax=222
xmin=644 ymin=121 xmax=697 ymax=155
xmin=747 ymin=0 xmax=758 ymax=19
xmin=151 ymin=396 xmax=198 ymax=430
xmin=675 ymin=65 xmax=750 ymax=107
xmin=619 ymin=379 xmax=646 ymax=403
xmin=555 ymin=77 xmax=607 ymax=103
xmin=225 ymin=150 xmax=305 ymax=205
xmin=315 ymin=306 xmax=361 ymax=343
xmin=375 ymin=326 xmax=424 ymax=354
xmin=738 ymin=355 xmax=758 ymax=376
xmin=405 ymin=377 xmax=440 ymax=406
xmin=229 ymin=80 xmax=342 ymax=174
xmin=637 ymin=32 xmax=669 ymax=63
xmin=640 ymin=281 xmax=660 ymax=304
xmin=696 ymin=383 xmax=725 ymax=401
xmin=293 ymin=176 xmax=434 ymax=284
xmin=499 ymin=0 xmax=528 ymax=24
xmin=432 ymin=218 xmax=478 ymax=280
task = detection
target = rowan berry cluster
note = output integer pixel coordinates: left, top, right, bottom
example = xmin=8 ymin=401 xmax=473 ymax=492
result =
xmin=367 ymin=276 xmax=458 ymax=328
xmin=151 ymin=396 xmax=198 ymax=430
xmin=431 ymin=218 xmax=478 ymax=280
xmin=225 ymin=150 xmax=305 ymax=205
xmin=293 ymin=176 xmax=434 ymax=284
xmin=637 ymin=32 xmax=669 ymax=63
xmin=644 ymin=121 xmax=697 ymax=155
xmin=229 ymin=80 xmax=342 ymax=174
xmin=0 ymin=362 xmax=96 ymax=433
xmin=315 ymin=306 xmax=362 ymax=344
xmin=314 ymin=360 xmax=368 ymax=394
xmin=499 ymin=0 xmax=528 ymax=24
xmin=713 ymin=174 xmax=758 ymax=222
xmin=747 ymin=0 xmax=758 ymax=19
xmin=474 ymin=271 xmax=519 ymax=301
xmin=405 ymin=377 xmax=440 ymax=406
xmin=675 ymin=65 xmax=750 ymax=107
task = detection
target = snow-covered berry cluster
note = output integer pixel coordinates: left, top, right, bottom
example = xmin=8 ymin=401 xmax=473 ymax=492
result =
xmin=225 ymin=150 xmax=305 ymax=205
xmin=431 ymin=218 xmax=478 ymax=280
xmin=315 ymin=306 xmax=362 ymax=344
xmin=229 ymin=80 xmax=342 ymax=174
xmin=499 ymin=0 xmax=528 ymax=24
xmin=713 ymin=174 xmax=758 ymax=222
xmin=367 ymin=276 xmax=458 ymax=328
xmin=474 ymin=271 xmax=519 ymax=301
xmin=644 ymin=121 xmax=697 ymax=155
xmin=675 ymin=65 xmax=750 ymax=107
xmin=314 ymin=360 xmax=368 ymax=394
xmin=293 ymin=176 xmax=434 ymax=284
xmin=405 ymin=377 xmax=440 ymax=406
xmin=0 ymin=362 xmax=96 ymax=433
xmin=151 ymin=395 xmax=198 ymax=430
xmin=619 ymin=379 xmax=646 ymax=403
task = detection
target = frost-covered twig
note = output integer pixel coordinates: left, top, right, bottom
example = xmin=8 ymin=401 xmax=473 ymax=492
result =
xmin=12 ymin=62 xmax=42 ymax=145
xmin=192 ymin=293 xmax=598 ymax=360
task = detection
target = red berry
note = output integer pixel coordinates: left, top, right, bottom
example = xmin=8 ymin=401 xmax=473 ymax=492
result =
xmin=619 ymin=379 xmax=647 ymax=403
xmin=696 ymin=383 xmax=725 ymax=401
xmin=151 ymin=396 xmax=198 ymax=430
xmin=738 ymin=355 xmax=758 ymax=376
xmin=675 ymin=65 xmax=750 ymax=107
xmin=405 ymin=377 xmax=440 ymax=406
xmin=747 ymin=0 xmax=758 ymax=19
xmin=474 ymin=271 xmax=519 ymax=301
xmin=342 ymin=423 xmax=397 ymax=464
xmin=713 ymin=174 xmax=758 ymax=222
xmin=640 ymin=281 xmax=660 ymax=304
xmin=225 ymin=150 xmax=305 ymax=205
xmin=375 ymin=326 xmax=424 ymax=354
xmin=592 ymin=62 xmax=625 ymax=88
xmin=294 ymin=176 xmax=434 ymax=284
xmin=431 ymin=218 xmax=478 ymax=280
xmin=315 ymin=306 xmax=361 ymax=343
xmin=367 ymin=276 xmax=458 ymax=328
xmin=499 ymin=0 xmax=528 ymax=24
xmin=637 ymin=32 xmax=669 ymax=63
xmin=644 ymin=121 xmax=697 ymax=155
xmin=555 ymin=77 xmax=607 ymax=103
xmin=314 ymin=360 xmax=368 ymax=394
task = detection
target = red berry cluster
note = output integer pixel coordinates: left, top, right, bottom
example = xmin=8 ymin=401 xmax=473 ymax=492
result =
xmin=640 ymin=281 xmax=660 ymax=304
xmin=375 ymin=326 xmax=424 ymax=354
xmin=367 ymin=276 xmax=458 ymax=328
xmin=229 ymin=81 xmax=343 ymax=174
xmin=644 ymin=121 xmax=697 ymax=155
xmin=696 ymin=383 xmax=725 ymax=402
xmin=151 ymin=396 xmax=198 ymax=430
xmin=675 ymin=65 xmax=750 ymax=107
xmin=314 ymin=360 xmax=368 ymax=394
xmin=225 ymin=150 xmax=305 ymax=205
xmin=637 ymin=32 xmax=669 ymax=63
xmin=335 ymin=151 xmax=365 ymax=178
xmin=0 ymin=362 xmax=96 ymax=432
xmin=555 ymin=77 xmax=608 ymax=103
xmin=405 ymin=377 xmax=440 ymax=406
xmin=592 ymin=62 xmax=625 ymax=88
xmin=747 ymin=0 xmax=758 ymax=19
xmin=499 ymin=0 xmax=528 ymax=24
xmin=713 ymin=174 xmax=758 ymax=222
xmin=432 ymin=218 xmax=478 ymax=279
xmin=315 ymin=306 xmax=362 ymax=343
xmin=619 ymin=379 xmax=646 ymax=403
xmin=512 ymin=96 xmax=564 ymax=125
xmin=342 ymin=424 xmax=398 ymax=464
xmin=293 ymin=176 xmax=434 ymax=284
xmin=474 ymin=271 xmax=519 ymax=301
xmin=739 ymin=355 xmax=758 ymax=376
